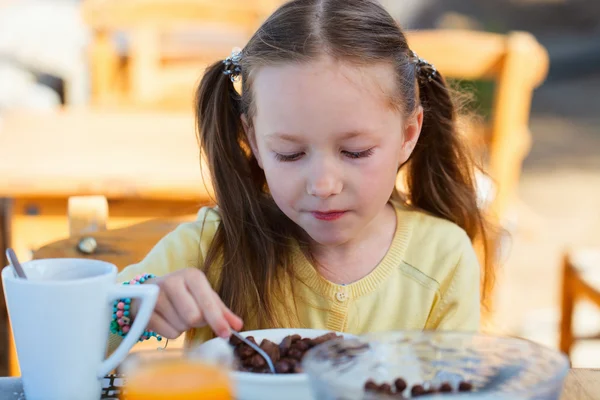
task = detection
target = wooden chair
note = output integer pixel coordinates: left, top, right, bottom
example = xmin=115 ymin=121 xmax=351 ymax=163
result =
xmin=560 ymin=249 xmax=600 ymax=360
xmin=407 ymin=29 xmax=549 ymax=227
xmin=82 ymin=0 xmax=281 ymax=110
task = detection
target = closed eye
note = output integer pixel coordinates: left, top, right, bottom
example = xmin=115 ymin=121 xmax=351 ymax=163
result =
xmin=274 ymin=152 xmax=304 ymax=162
xmin=343 ymin=148 xmax=375 ymax=159
xmin=274 ymin=148 xmax=374 ymax=162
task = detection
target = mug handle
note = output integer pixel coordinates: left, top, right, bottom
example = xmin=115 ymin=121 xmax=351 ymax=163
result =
xmin=98 ymin=284 xmax=159 ymax=378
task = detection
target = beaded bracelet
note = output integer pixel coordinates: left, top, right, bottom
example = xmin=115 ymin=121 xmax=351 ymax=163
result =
xmin=110 ymin=273 xmax=162 ymax=342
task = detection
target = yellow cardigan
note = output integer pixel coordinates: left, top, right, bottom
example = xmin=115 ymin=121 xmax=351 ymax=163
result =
xmin=114 ymin=202 xmax=480 ymax=348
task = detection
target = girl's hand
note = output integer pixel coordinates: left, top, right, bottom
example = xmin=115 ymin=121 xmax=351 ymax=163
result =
xmin=130 ymin=268 xmax=243 ymax=339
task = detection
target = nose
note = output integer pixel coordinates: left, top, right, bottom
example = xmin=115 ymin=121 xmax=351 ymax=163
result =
xmin=306 ymin=157 xmax=343 ymax=199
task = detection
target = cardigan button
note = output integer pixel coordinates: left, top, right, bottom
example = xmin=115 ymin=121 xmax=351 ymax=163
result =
xmin=335 ymin=291 xmax=348 ymax=302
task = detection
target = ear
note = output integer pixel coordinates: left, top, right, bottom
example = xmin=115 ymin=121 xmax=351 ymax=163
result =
xmin=241 ymin=114 xmax=263 ymax=169
xmin=398 ymin=106 xmax=423 ymax=164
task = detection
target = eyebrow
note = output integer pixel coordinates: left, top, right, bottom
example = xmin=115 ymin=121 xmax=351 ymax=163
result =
xmin=266 ymin=130 xmax=368 ymax=142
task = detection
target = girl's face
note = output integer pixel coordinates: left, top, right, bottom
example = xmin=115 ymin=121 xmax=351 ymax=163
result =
xmin=245 ymin=57 xmax=422 ymax=247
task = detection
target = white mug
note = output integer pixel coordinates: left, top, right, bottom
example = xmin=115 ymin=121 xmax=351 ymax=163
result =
xmin=2 ymin=258 xmax=159 ymax=400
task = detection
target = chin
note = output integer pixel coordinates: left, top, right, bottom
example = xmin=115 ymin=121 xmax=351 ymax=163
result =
xmin=302 ymin=226 xmax=353 ymax=247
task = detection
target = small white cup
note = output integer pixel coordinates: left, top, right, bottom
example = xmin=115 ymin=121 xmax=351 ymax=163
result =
xmin=2 ymin=258 xmax=159 ymax=400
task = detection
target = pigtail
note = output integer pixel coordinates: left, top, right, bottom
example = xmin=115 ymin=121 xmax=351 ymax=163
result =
xmin=406 ymin=66 xmax=494 ymax=307
xmin=195 ymin=58 xmax=300 ymax=330
xmin=195 ymin=58 xmax=256 ymax=208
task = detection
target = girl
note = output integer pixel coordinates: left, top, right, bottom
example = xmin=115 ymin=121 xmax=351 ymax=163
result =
xmin=110 ymin=0 xmax=492 ymax=349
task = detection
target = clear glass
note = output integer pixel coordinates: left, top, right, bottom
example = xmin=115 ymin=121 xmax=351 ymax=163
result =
xmin=303 ymin=331 xmax=569 ymax=400
xmin=119 ymin=349 xmax=233 ymax=400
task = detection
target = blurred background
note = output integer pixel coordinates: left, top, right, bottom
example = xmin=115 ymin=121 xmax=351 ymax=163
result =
xmin=0 ymin=0 xmax=599 ymax=376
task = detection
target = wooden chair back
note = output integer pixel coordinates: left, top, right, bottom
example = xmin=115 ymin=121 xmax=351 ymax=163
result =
xmin=82 ymin=0 xmax=280 ymax=109
xmin=407 ymin=29 xmax=549 ymax=222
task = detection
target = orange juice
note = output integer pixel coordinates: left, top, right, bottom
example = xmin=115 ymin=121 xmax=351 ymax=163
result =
xmin=124 ymin=360 xmax=233 ymax=400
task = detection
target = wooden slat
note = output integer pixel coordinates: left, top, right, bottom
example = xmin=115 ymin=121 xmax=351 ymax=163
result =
xmin=0 ymin=199 xmax=11 ymax=377
xmin=0 ymin=109 xmax=214 ymax=201
xmin=82 ymin=0 xmax=268 ymax=32
xmin=573 ymin=277 xmax=600 ymax=307
xmin=573 ymin=333 xmax=600 ymax=341
xmin=407 ymin=30 xmax=549 ymax=85
xmin=560 ymin=255 xmax=576 ymax=356
xmin=486 ymin=32 xmax=538 ymax=219
xmin=159 ymin=27 xmax=250 ymax=62
xmin=407 ymin=30 xmax=505 ymax=80
xmin=0 ymin=199 xmax=10 ymax=263
xmin=88 ymin=30 xmax=123 ymax=105
xmin=559 ymin=250 xmax=600 ymax=358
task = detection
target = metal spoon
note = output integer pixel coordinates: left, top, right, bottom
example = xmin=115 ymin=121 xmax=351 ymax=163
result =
xmin=6 ymin=248 xmax=27 ymax=279
xmin=476 ymin=364 xmax=522 ymax=392
xmin=231 ymin=330 xmax=276 ymax=374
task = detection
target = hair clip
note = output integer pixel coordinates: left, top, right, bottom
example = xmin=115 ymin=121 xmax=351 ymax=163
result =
xmin=223 ymin=47 xmax=243 ymax=83
xmin=409 ymin=50 xmax=437 ymax=83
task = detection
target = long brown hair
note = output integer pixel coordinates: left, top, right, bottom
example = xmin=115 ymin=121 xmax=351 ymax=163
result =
xmin=196 ymin=0 xmax=494 ymax=329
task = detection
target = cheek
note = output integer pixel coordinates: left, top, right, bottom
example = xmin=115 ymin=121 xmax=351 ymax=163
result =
xmin=354 ymin=150 xmax=400 ymax=193
xmin=262 ymin=161 xmax=303 ymax=206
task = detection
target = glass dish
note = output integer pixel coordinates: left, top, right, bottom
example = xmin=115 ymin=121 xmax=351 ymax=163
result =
xmin=303 ymin=331 xmax=569 ymax=400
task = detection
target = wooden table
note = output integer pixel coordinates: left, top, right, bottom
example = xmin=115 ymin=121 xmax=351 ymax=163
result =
xmin=561 ymin=369 xmax=600 ymax=399
xmin=0 ymin=108 xmax=213 ymax=201
xmin=32 ymin=216 xmax=192 ymax=269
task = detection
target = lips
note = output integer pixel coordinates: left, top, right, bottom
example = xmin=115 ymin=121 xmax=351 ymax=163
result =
xmin=311 ymin=211 xmax=346 ymax=221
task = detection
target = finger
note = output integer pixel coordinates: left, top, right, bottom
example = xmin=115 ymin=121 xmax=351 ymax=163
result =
xmin=163 ymin=277 xmax=203 ymax=331
xmin=214 ymin=291 xmax=244 ymax=331
xmin=154 ymin=289 xmax=189 ymax=333
xmin=222 ymin=305 xmax=244 ymax=332
xmin=185 ymin=274 xmax=230 ymax=338
xmin=146 ymin=312 xmax=182 ymax=340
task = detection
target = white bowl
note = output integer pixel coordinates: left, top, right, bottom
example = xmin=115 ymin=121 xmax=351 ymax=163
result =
xmin=196 ymin=328 xmax=351 ymax=400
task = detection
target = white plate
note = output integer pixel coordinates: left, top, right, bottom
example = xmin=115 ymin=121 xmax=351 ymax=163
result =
xmin=195 ymin=328 xmax=352 ymax=400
